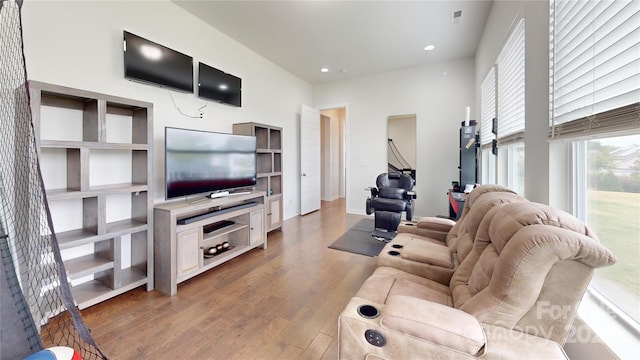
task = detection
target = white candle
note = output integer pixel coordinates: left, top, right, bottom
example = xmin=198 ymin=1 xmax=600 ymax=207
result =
xmin=465 ymin=106 xmax=470 ymax=126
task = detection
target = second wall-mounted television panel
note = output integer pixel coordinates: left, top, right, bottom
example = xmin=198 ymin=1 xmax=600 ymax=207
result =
xmin=123 ymin=31 xmax=193 ymax=93
xmin=198 ymin=62 xmax=242 ymax=107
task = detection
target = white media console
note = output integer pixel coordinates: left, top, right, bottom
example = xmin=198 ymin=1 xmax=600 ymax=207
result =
xmin=154 ymin=191 xmax=267 ymax=296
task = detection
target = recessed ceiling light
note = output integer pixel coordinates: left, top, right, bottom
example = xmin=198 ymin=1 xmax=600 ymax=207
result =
xmin=320 ymin=67 xmax=329 ymax=73
xmin=424 ymin=44 xmax=436 ymax=51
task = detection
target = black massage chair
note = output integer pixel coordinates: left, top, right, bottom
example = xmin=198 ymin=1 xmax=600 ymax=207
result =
xmin=366 ymin=172 xmax=416 ymax=238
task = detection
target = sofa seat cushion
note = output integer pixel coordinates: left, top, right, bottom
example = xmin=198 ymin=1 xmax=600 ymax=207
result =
xmin=355 ymin=266 xmax=453 ymax=307
xmin=381 ymin=295 xmax=486 ymax=356
xmin=401 ymin=237 xmax=454 ymax=268
xmin=378 ymin=236 xmax=456 ymax=284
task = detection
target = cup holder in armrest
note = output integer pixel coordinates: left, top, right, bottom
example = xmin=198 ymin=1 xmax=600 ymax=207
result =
xmin=392 ymin=244 xmax=403 ymax=249
xmin=404 ymin=223 xmax=415 ymax=226
xmin=387 ymin=250 xmax=401 ymax=256
xmin=357 ymin=304 xmax=380 ymax=319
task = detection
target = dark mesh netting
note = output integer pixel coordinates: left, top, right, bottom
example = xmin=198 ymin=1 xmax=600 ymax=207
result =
xmin=0 ymin=1 xmax=105 ymax=358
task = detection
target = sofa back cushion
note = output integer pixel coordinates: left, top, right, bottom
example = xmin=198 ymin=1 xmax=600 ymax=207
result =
xmin=445 ymin=185 xmax=516 ymax=247
xmin=451 ymin=202 xmax=616 ymax=343
xmin=449 ymin=191 xmax=527 ymax=266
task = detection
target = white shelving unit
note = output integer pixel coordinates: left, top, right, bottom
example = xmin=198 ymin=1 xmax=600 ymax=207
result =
xmin=29 ymin=81 xmax=154 ymax=309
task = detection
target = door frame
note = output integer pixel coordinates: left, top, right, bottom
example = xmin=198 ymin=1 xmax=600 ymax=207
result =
xmin=317 ymin=103 xmax=350 ymax=212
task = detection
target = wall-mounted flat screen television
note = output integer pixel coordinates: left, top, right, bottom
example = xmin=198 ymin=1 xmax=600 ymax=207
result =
xmin=123 ymin=31 xmax=193 ymax=93
xmin=198 ymin=62 xmax=242 ymax=107
xmin=165 ymin=127 xmax=256 ymax=199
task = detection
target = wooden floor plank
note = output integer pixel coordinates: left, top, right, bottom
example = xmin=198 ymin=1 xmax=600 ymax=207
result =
xmin=320 ymin=337 xmax=339 ymax=360
xmin=79 ymin=198 xmax=377 ymax=359
xmin=302 ymin=332 xmax=334 ymax=359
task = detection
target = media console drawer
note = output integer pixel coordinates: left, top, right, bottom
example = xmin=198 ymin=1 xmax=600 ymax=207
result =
xmin=154 ymin=191 xmax=267 ymax=296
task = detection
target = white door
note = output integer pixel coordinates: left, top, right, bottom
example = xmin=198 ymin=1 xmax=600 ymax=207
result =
xmin=300 ymin=104 xmax=321 ymax=215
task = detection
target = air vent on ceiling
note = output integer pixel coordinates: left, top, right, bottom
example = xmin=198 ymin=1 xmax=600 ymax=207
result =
xmin=452 ymin=10 xmax=463 ymax=25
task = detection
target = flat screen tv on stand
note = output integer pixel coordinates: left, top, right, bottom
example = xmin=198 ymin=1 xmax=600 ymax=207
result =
xmin=164 ymin=127 xmax=257 ymax=200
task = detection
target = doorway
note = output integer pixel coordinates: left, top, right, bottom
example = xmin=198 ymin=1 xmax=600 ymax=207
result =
xmin=320 ymin=107 xmax=347 ymax=203
xmin=387 ymin=114 xmax=416 ymax=182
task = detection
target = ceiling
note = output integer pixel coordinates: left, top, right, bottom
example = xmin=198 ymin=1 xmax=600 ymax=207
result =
xmin=173 ymin=1 xmax=493 ymax=85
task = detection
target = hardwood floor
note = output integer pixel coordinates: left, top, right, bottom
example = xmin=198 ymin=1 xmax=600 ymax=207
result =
xmin=80 ymin=198 xmax=377 ymax=360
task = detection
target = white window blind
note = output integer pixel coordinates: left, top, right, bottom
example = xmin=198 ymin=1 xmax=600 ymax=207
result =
xmin=481 ymin=67 xmax=496 ymax=145
xmin=497 ymin=18 xmax=526 ymax=142
xmin=550 ymin=0 xmax=640 ymax=139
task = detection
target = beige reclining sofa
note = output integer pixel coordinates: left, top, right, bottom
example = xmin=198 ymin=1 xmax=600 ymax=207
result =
xmin=339 ymin=192 xmax=617 ymax=359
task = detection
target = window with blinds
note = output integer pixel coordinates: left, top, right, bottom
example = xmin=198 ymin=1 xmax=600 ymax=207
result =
xmin=481 ymin=67 xmax=496 ymax=146
xmin=550 ymin=0 xmax=640 ymax=139
xmin=497 ymin=18 xmax=526 ymax=144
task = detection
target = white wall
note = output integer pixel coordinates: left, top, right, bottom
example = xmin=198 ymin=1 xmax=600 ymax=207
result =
xmin=313 ymin=58 xmax=475 ymax=217
xmin=474 ymin=0 xmax=550 ymax=203
xmin=21 ymin=0 xmax=312 ymax=220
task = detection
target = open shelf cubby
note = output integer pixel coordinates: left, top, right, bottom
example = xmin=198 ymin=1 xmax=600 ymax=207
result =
xmin=274 ymin=152 xmax=282 ymax=173
xmin=257 ymin=152 xmax=272 ymax=174
xmin=255 ymin=126 xmax=269 ymax=150
xmin=270 ymin=175 xmax=282 ymax=195
xmin=269 ymin=128 xmax=282 ymax=150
